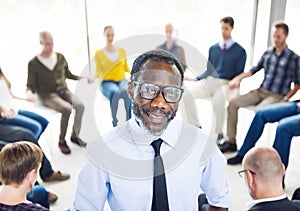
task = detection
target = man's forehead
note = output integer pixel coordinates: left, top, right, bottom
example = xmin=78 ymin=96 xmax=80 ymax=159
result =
xmin=141 ymin=59 xmax=181 ymax=76
xmin=134 ymin=69 xmax=181 ymax=83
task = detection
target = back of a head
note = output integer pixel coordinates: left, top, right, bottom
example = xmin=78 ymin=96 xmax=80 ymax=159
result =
xmin=130 ymin=49 xmax=184 ymax=83
xmin=0 ymin=141 xmax=43 ymax=185
xmin=243 ymin=147 xmax=284 ymax=184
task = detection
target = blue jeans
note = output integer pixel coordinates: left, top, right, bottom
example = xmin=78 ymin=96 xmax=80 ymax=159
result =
xmin=26 ymin=185 xmax=50 ymax=208
xmin=0 ymin=110 xmax=48 ymax=140
xmin=101 ymin=80 xmax=132 ymax=126
xmin=238 ymin=102 xmax=300 ymax=167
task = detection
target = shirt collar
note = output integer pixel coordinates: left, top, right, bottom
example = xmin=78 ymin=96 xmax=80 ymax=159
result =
xmin=128 ymin=117 xmax=181 ymax=148
xmin=271 ymin=46 xmax=290 ymax=56
xmin=247 ymin=194 xmax=286 ymax=210
xmin=219 ymin=38 xmax=235 ymax=49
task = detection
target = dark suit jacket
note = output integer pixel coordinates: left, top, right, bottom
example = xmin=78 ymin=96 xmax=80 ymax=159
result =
xmin=249 ymin=197 xmax=300 ymax=210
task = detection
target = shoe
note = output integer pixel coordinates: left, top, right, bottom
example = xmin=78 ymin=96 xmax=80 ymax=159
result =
xmin=112 ymin=119 xmax=118 ymax=127
xmin=44 ymin=171 xmax=70 ymax=182
xmin=71 ymin=134 xmax=87 ymax=147
xmin=48 ymin=191 xmax=58 ymax=204
xmin=227 ymin=155 xmax=243 ymax=165
xmin=58 ymin=141 xmax=71 ymax=154
xmin=218 ymin=141 xmax=237 ymax=153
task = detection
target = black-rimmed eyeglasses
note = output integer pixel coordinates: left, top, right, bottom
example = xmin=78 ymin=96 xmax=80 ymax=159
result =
xmin=133 ymin=82 xmax=184 ymax=103
xmin=238 ymin=169 xmax=256 ymax=178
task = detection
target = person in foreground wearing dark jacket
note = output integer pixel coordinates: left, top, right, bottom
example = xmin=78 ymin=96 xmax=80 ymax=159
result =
xmin=240 ymin=147 xmax=300 ymax=211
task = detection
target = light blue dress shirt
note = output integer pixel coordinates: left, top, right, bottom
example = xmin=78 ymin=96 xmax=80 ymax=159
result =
xmin=219 ymin=38 xmax=235 ymax=50
xmin=71 ymin=118 xmax=231 ymax=210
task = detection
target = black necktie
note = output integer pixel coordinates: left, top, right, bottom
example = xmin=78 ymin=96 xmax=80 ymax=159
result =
xmin=151 ymin=138 xmax=170 ymax=211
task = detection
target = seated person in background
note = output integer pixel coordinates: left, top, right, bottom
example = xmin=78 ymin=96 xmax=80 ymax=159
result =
xmin=156 ymin=23 xmax=187 ymax=70
xmin=0 ymin=68 xmax=70 ymax=183
xmin=185 ymin=16 xmax=246 ymax=141
xmin=0 ymin=67 xmax=48 ymax=141
xmin=0 ymin=141 xmax=49 ymax=210
xmin=219 ymin=21 xmax=300 ymax=153
xmin=26 ymin=31 xmax=87 ymax=154
xmin=239 ymin=147 xmax=300 ymax=210
xmin=228 ymin=101 xmax=300 ymax=173
xmin=93 ymin=25 xmax=132 ymax=127
xmin=156 ymin=23 xmax=202 ymax=128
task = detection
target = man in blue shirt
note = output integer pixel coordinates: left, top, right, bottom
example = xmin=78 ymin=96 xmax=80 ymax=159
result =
xmin=71 ymin=50 xmax=230 ymax=210
xmin=220 ymin=21 xmax=300 ymax=153
xmin=185 ymin=16 xmax=247 ymax=143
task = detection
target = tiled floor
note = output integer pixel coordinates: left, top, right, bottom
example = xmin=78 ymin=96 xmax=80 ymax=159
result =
xmin=35 ymin=94 xmax=300 ymax=211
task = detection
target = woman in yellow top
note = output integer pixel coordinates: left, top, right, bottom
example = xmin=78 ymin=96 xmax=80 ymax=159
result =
xmin=94 ymin=26 xmax=131 ymax=127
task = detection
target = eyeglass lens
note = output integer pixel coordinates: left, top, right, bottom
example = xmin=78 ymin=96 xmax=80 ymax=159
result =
xmin=138 ymin=82 xmax=182 ymax=103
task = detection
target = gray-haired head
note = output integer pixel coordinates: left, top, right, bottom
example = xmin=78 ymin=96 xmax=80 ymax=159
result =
xmin=39 ymin=31 xmax=52 ymax=42
xmin=130 ymin=49 xmax=184 ymax=84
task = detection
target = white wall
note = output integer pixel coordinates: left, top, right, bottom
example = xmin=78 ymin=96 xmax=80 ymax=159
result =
xmin=0 ymin=0 xmax=299 ymax=96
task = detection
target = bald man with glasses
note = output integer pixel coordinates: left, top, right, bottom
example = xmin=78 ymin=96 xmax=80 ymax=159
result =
xmin=240 ymin=147 xmax=300 ymax=211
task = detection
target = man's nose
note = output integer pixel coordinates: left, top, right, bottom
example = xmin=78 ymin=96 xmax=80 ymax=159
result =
xmin=150 ymin=91 xmax=168 ymax=109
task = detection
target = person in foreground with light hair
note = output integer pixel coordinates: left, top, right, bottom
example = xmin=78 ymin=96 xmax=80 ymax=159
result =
xmin=0 ymin=141 xmax=49 ymax=210
xmin=239 ymin=147 xmax=300 ymax=210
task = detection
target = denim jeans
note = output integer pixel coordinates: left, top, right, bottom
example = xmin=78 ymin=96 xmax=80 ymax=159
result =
xmin=238 ymin=102 xmax=300 ymax=168
xmin=26 ymin=185 xmax=50 ymax=208
xmin=0 ymin=110 xmax=48 ymax=140
xmin=101 ymin=80 xmax=132 ymax=126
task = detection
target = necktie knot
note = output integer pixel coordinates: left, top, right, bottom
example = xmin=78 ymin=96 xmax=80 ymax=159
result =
xmin=151 ymin=139 xmax=163 ymax=156
xmin=222 ymin=43 xmax=227 ymax=51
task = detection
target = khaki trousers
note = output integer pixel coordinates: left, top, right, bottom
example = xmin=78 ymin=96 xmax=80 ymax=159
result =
xmin=227 ymin=88 xmax=283 ymax=141
xmin=40 ymin=89 xmax=84 ymax=141
xmin=184 ymin=76 xmax=239 ymax=134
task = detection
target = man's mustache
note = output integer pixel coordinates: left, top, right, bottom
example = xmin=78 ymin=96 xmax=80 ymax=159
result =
xmin=141 ymin=108 xmax=172 ymax=119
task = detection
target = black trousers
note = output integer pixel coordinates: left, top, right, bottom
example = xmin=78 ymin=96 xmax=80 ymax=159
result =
xmin=0 ymin=124 xmax=53 ymax=180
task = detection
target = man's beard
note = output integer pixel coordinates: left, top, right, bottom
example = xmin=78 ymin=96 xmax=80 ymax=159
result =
xmin=132 ymin=102 xmax=176 ymax=136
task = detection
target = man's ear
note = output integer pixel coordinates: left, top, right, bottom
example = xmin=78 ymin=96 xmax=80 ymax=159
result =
xmin=247 ymin=171 xmax=256 ymax=192
xmin=127 ymin=81 xmax=134 ymax=100
xmin=26 ymin=168 xmax=37 ymax=183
